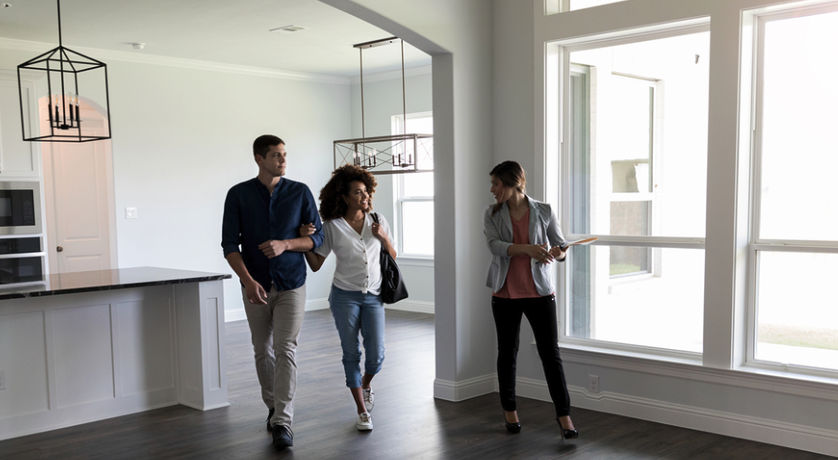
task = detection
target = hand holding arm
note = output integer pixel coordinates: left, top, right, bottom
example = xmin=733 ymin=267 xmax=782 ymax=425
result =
xmin=258 ymin=235 xmax=315 ymax=258
xmin=298 ymin=223 xmax=326 ymax=271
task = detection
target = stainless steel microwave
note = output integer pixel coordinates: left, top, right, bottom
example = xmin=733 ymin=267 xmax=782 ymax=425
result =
xmin=0 ymin=181 xmax=42 ymax=235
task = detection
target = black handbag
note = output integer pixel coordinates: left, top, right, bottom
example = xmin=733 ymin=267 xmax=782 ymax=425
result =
xmin=372 ymin=213 xmax=408 ymax=304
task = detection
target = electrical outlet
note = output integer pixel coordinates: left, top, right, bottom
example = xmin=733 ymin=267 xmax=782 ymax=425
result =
xmin=588 ymin=374 xmax=599 ymax=393
xmin=0 ymin=370 xmax=5 ymax=391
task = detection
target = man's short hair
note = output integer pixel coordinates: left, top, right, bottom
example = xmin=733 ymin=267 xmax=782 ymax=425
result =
xmin=253 ymin=134 xmax=285 ymax=158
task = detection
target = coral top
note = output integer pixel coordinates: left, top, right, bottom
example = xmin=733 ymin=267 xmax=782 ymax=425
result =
xmin=493 ymin=209 xmax=542 ymax=299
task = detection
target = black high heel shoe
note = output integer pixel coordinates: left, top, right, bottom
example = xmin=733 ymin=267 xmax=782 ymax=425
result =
xmin=504 ymin=413 xmax=521 ymax=434
xmin=557 ymin=418 xmax=578 ymax=439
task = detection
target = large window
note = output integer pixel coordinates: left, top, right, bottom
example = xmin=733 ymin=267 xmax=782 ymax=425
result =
xmin=392 ymin=112 xmax=434 ymax=257
xmin=750 ymin=7 xmax=838 ymax=372
xmin=562 ymin=29 xmax=710 ymax=354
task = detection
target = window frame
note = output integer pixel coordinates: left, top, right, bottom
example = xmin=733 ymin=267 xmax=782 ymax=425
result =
xmin=555 ymin=22 xmax=710 ymax=361
xmin=391 ymin=111 xmax=434 ymax=260
xmin=744 ymin=4 xmax=838 ymax=378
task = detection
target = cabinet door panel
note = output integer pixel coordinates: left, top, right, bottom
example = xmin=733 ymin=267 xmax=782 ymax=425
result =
xmin=0 ymin=78 xmax=40 ymax=177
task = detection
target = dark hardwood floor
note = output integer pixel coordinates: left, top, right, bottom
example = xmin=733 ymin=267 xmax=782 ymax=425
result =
xmin=0 ymin=309 xmax=831 ymax=459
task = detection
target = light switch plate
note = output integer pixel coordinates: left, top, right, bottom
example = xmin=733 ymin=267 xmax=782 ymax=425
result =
xmin=125 ymin=207 xmax=138 ymax=219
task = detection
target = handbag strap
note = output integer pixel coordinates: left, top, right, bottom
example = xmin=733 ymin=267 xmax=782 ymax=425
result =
xmin=371 ymin=213 xmax=387 ymax=255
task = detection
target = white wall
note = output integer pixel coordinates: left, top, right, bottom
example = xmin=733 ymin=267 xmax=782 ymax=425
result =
xmin=0 ymin=46 xmax=350 ymax=320
xmin=349 ymin=68 xmax=435 ymax=307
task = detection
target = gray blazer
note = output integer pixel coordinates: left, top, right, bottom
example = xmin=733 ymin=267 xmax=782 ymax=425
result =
xmin=484 ymin=196 xmax=566 ymax=296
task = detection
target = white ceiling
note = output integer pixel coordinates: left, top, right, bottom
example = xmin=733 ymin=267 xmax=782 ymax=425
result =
xmin=0 ymin=0 xmax=431 ymax=78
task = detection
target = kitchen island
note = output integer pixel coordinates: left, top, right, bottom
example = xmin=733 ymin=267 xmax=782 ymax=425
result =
xmin=0 ymin=267 xmax=231 ymax=441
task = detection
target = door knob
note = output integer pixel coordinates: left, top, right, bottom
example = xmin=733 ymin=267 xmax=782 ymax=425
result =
xmin=57 ymin=246 xmax=63 ymax=252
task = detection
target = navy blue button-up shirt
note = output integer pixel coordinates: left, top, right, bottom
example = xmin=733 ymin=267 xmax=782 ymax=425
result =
xmin=222 ymin=177 xmax=324 ymax=292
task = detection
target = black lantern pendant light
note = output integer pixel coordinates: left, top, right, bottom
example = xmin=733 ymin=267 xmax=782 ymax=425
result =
xmin=17 ymin=0 xmax=112 ymax=142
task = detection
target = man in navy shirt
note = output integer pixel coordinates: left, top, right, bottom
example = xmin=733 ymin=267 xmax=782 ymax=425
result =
xmin=222 ymin=134 xmax=323 ymax=450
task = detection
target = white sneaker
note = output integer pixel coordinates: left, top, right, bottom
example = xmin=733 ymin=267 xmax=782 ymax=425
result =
xmin=357 ymin=412 xmax=373 ymax=431
xmin=363 ymin=388 xmax=375 ymax=412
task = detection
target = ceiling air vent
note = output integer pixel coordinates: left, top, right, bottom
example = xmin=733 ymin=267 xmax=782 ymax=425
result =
xmin=269 ymin=25 xmax=307 ymax=34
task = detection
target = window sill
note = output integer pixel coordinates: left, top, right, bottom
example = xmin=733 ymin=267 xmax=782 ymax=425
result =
xmin=552 ymin=342 xmax=838 ymax=400
xmin=396 ymin=256 xmax=434 ymax=267
xmin=557 ymin=340 xmax=702 ymax=367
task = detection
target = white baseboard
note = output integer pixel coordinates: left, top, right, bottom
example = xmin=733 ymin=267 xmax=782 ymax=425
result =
xmin=515 ymin=379 xmax=838 ymax=457
xmin=434 ymin=374 xmax=497 ymax=401
xmin=225 ymin=298 xmax=329 ymax=322
xmin=224 ymin=308 xmax=246 ymax=322
xmin=386 ymin=299 xmax=434 ymax=314
xmin=305 ymin=298 xmax=330 ymax=311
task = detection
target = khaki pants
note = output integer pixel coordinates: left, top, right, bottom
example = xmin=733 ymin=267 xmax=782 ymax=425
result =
xmin=242 ymin=284 xmax=306 ymax=428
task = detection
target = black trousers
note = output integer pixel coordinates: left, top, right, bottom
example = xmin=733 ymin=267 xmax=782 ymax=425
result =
xmin=491 ymin=295 xmax=571 ymax=418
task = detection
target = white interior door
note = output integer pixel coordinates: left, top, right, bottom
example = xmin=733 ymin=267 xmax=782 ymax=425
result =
xmin=43 ymin=103 xmax=116 ymax=273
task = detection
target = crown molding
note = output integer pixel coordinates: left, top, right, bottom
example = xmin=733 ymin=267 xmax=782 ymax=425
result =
xmin=350 ymin=64 xmax=432 ymax=85
xmin=0 ymin=37 xmax=350 ymax=85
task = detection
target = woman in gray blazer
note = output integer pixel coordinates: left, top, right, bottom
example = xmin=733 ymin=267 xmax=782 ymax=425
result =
xmin=483 ymin=160 xmax=578 ymax=440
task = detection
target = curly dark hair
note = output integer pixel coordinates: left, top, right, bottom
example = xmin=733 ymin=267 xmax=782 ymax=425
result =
xmin=319 ymin=165 xmax=378 ymax=221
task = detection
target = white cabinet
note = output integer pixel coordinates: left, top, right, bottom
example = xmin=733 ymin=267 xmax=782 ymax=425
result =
xmin=0 ymin=75 xmax=41 ymax=178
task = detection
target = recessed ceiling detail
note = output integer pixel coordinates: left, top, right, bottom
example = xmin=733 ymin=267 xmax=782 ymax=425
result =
xmin=269 ymin=24 xmax=306 ymax=34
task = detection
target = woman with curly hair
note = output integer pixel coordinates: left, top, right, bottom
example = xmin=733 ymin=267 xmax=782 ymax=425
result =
xmin=300 ymin=164 xmax=396 ymax=432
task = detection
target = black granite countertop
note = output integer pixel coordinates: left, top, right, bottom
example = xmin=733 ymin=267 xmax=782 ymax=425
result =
xmin=0 ymin=267 xmax=231 ymax=300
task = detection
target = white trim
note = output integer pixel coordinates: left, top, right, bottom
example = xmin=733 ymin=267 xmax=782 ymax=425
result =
xmin=305 ymin=298 xmax=330 ymax=311
xmin=0 ymin=398 xmax=180 ymax=443
xmin=350 ymin=65 xmax=432 ymax=84
xmin=744 ymin=0 xmax=838 ymax=18
xmin=397 ymin=256 xmax=434 ymax=267
xmin=224 ymin=297 xmax=330 ymax=323
xmin=564 ymin=235 xmax=705 ymax=249
xmin=431 ymin=361 xmax=834 ymax=456
xmin=560 ymin=347 xmax=838 ymax=401
xmin=0 ymin=38 xmax=349 ymax=85
xmin=385 ymin=299 xmax=434 ymax=314
xmin=559 ymin=341 xmax=702 ymax=364
xmin=516 ymin=381 xmax=838 ymax=457
xmin=751 ymin=242 xmax=838 ymax=253
xmin=551 ymin=19 xmax=710 ymax=51
xmin=433 ymin=374 xmax=497 ymax=402
xmin=224 ymin=308 xmax=246 ymax=323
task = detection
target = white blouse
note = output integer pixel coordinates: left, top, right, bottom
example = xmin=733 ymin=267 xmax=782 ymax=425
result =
xmin=316 ymin=213 xmax=393 ymax=295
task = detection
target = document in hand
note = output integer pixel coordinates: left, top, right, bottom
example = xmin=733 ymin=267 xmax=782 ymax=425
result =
xmin=560 ymin=237 xmax=598 ymax=249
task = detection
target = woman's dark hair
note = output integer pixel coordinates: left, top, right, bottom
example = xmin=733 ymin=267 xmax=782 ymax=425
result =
xmin=489 ymin=161 xmax=527 ymax=216
xmin=319 ymin=164 xmax=378 ymax=220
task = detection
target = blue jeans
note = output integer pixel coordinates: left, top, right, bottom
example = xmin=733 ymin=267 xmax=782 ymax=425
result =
xmin=329 ymin=285 xmax=385 ymax=388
